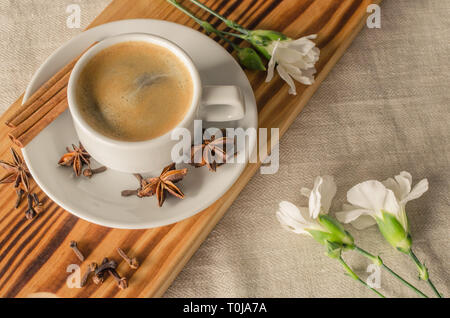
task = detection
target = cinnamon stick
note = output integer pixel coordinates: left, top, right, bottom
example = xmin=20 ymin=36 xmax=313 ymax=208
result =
xmin=10 ymin=98 xmax=69 ymax=148
xmin=9 ymin=85 xmax=68 ymax=142
xmin=9 ymin=71 xmax=70 ymax=128
xmin=5 ymin=42 xmax=97 ymax=128
xmin=6 ymin=94 xmax=24 ymax=119
xmin=5 ymin=62 xmax=74 ymax=128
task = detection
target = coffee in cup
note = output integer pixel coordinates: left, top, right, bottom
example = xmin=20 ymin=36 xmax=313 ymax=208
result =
xmin=76 ymin=41 xmax=194 ymax=142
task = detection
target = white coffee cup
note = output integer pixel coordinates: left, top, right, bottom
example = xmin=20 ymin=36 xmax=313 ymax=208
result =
xmin=67 ymin=33 xmax=245 ymax=173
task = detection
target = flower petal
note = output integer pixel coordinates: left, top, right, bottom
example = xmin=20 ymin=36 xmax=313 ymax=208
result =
xmin=347 ymin=180 xmax=400 ymax=217
xmin=350 ymin=215 xmax=377 ymax=230
xmin=382 ymin=177 xmax=401 ymax=200
xmin=276 ymin=46 xmax=308 ymax=64
xmin=399 ymin=171 xmax=412 ymax=185
xmin=277 ymin=201 xmax=311 ymax=235
xmin=290 ymin=71 xmax=315 ymax=85
xmin=279 ymin=201 xmax=307 ymax=223
xmin=276 ymin=212 xmax=309 ymax=235
xmin=402 ymin=178 xmax=428 ymax=204
xmin=289 ymin=35 xmax=317 ymax=54
xmin=335 ymin=204 xmax=374 ymax=223
xmin=308 ymin=177 xmax=322 ymax=219
xmin=277 ymin=65 xmax=297 ymax=95
xmin=265 ymin=40 xmax=279 ymax=83
xmin=394 ymin=172 xmax=412 ymax=200
xmin=318 ymin=175 xmax=337 ymax=213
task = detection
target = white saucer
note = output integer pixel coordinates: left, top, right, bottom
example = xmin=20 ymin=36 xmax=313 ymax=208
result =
xmin=22 ymin=19 xmax=257 ymax=229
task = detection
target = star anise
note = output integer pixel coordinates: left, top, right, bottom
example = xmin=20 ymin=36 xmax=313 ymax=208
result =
xmin=0 ymin=147 xmax=31 ymax=192
xmin=190 ymin=131 xmax=236 ymax=172
xmin=58 ymin=143 xmax=91 ymax=176
xmin=122 ymin=163 xmax=187 ymax=207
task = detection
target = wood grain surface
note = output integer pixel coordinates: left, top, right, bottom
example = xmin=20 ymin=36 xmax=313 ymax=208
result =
xmin=0 ymin=0 xmax=381 ymax=297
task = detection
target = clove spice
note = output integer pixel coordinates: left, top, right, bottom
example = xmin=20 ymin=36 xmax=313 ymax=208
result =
xmin=83 ymin=166 xmax=107 ymax=178
xmin=108 ymin=268 xmax=128 ymax=290
xmin=25 ymin=194 xmax=36 ymax=220
xmin=80 ymin=262 xmax=98 ymax=287
xmin=32 ymin=193 xmax=44 ymax=213
xmin=69 ymin=240 xmax=85 ymax=262
xmin=117 ymin=248 xmax=139 ymax=269
xmin=15 ymin=188 xmax=24 ymax=208
xmin=121 ymin=189 xmax=139 ymax=197
xmin=93 ymin=258 xmax=113 ymax=285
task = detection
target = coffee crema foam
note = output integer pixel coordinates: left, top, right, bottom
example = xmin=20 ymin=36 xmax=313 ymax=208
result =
xmin=76 ymin=41 xmax=194 ymax=141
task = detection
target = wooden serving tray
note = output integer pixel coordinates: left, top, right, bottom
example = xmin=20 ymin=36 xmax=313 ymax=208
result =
xmin=0 ymin=0 xmax=381 ymax=297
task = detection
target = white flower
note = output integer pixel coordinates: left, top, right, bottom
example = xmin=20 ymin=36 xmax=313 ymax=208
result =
xmin=336 ymin=171 xmax=429 ymax=231
xmin=265 ymin=35 xmax=320 ymax=95
xmin=276 ymin=176 xmax=337 ymax=236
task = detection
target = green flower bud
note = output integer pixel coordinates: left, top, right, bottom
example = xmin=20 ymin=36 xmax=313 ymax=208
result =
xmin=307 ymin=215 xmax=355 ymax=254
xmin=249 ymin=30 xmax=289 ymax=43
xmin=318 ymin=215 xmax=355 ymax=248
xmin=246 ymin=30 xmax=289 ymax=60
xmin=376 ymin=210 xmax=412 ymax=254
xmin=236 ymin=47 xmax=266 ymax=71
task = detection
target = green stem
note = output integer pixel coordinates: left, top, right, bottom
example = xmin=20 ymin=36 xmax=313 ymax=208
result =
xmin=188 ymin=0 xmax=249 ymax=34
xmin=210 ymin=29 xmax=239 ymax=50
xmin=220 ymin=30 xmax=247 ymax=40
xmin=382 ymin=264 xmax=429 ymax=298
xmin=166 ymin=0 xmax=238 ymax=49
xmin=167 ymin=0 xmax=204 ymax=25
xmin=409 ymin=249 xmax=442 ymax=298
xmin=354 ymin=246 xmax=428 ymax=298
xmin=338 ymin=256 xmax=386 ymax=298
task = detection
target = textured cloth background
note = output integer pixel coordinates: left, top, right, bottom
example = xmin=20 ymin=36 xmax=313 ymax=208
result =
xmin=0 ymin=0 xmax=449 ymax=297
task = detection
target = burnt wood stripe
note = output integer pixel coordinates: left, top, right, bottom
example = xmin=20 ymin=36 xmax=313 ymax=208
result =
xmin=301 ymin=0 xmax=341 ymax=35
xmin=0 ymin=204 xmax=27 ymax=239
xmin=4 ymin=214 xmax=78 ymax=297
xmin=223 ymin=0 xmax=281 ymax=50
xmin=0 ymin=184 xmax=43 ymax=233
xmin=0 ymin=213 xmax=44 ymax=266
xmin=0 ymin=204 xmax=63 ymax=290
xmin=208 ymin=0 xmax=230 ymax=25
xmin=0 ymin=204 xmax=63 ymax=267
xmin=246 ymin=0 xmax=282 ymax=30
xmin=1 ymin=213 xmax=72 ymax=296
xmin=221 ymin=0 xmax=244 ymax=25
xmin=234 ymin=0 xmax=259 ymax=25
xmin=225 ymin=0 xmax=274 ymax=48
xmin=318 ymin=0 xmax=363 ymax=49
xmin=0 ymin=197 xmax=61 ymax=260
xmin=272 ymin=0 xmax=315 ymax=32
xmin=0 ymin=217 xmax=27 ymax=251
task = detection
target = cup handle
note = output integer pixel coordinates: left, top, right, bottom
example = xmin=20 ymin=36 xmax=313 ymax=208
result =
xmin=198 ymin=85 xmax=245 ymax=122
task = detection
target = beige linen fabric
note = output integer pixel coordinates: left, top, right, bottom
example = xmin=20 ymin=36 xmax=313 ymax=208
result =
xmin=0 ymin=0 xmax=449 ymax=297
